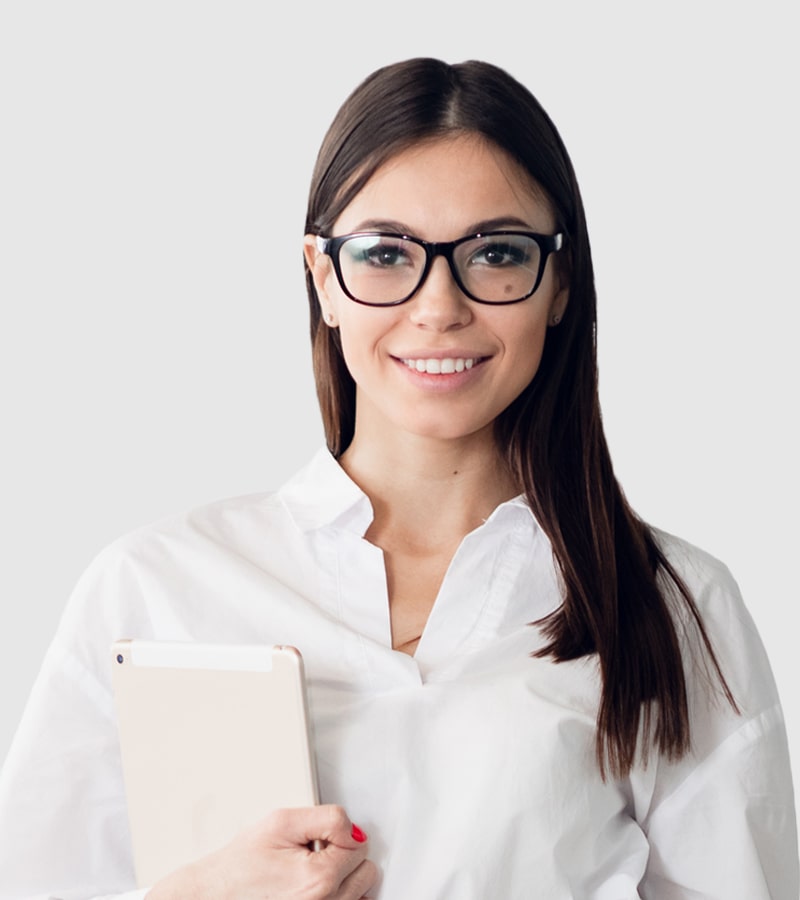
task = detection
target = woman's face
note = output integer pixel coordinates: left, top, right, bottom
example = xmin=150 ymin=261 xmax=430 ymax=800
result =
xmin=304 ymin=134 xmax=568 ymax=450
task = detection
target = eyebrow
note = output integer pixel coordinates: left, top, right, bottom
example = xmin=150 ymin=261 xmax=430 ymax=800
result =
xmin=348 ymin=216 xmax=540 ymax=236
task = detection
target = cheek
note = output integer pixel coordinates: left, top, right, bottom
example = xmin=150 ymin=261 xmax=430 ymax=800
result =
xmin=335 ymin=315 xmax=378 ymax=379
xmin=503 ymin=318 xmax=551 ymax=394
xmin=335 ymin=310 xmax=403 ymax=385
xmin=506 ymin=313 xmax=550 ymax=364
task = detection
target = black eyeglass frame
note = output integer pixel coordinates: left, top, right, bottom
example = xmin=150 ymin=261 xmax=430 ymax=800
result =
xmin=315 ymin=230 xmax=565 ymax=307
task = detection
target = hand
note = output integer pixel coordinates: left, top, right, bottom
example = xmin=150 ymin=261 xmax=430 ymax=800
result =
xmin=146 ymin=804 xmax=378 ymax=900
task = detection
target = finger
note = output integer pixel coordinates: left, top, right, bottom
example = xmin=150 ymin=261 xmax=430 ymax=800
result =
xmin=315 ymin=805 xmax=368 ymax=849
xmin=333 ymin=858 xmax=379 ymax=900
xmin=262 ymin=805 xmax=366 ymax=851
xmin=312 ymin=822 xmax=372 ymax=892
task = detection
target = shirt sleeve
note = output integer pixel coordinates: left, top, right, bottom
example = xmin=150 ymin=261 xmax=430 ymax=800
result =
xmin=0 ymin=546 xmax=146 ymax=899
xmin=635 ymin=540 xmax=799 ymax=899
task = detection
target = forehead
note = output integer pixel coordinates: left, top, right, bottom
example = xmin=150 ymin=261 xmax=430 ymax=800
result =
xmin=333 ymin=134 xmax=554 ymax=238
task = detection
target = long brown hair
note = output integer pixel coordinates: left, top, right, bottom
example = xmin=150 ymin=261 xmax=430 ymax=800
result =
xmin=304 ymin=57 xmax=735 ymax=777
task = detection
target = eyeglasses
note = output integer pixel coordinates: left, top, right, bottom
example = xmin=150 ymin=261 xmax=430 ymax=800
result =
xmin=315 ymin=230 xmax=565 ymax=307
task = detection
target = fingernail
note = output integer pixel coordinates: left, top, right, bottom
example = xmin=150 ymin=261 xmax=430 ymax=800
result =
xmin=351 ymin=824 xmax=367 ymax=843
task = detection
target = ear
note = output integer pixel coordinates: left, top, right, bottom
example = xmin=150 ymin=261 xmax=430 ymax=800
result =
xmin=303 ymin=234 xmax=339 ymax=327
xmin=548 ymin=284 xmax=569 ymax=327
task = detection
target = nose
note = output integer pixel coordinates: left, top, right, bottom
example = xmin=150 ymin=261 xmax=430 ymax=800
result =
xmin=407 ymin=256 xmax=472 ymax=331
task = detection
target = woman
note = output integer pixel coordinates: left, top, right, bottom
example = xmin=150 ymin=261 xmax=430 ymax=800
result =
xmin=0 ymin=58 xmax=796 ymax=899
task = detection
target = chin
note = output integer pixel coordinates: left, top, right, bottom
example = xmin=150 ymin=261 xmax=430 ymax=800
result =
xmin=399 ymin=418 xmax=497 ymax=444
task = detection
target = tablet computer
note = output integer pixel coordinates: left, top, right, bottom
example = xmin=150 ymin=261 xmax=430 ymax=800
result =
xmin=111 ymin=640 xmax=319 ymax=887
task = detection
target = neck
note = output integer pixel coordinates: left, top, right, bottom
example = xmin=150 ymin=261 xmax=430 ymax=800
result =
xmin=340 ymin=428 xmax=519 ymax=553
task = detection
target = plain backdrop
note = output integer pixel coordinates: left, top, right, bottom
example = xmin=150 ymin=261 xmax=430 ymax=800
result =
xmin=1 ymin=1 xmax=797 ymax=807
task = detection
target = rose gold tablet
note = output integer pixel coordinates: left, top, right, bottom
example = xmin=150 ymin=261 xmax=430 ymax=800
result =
xmin=111 ymin=640 xmax=319 ymax=887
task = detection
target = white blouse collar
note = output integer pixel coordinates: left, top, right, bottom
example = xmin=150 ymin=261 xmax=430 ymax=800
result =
xmin=277 ymin=446 xmax=537 ymax=536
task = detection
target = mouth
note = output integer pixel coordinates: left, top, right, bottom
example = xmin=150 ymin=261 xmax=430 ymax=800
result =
xmin=398 ymin=356 xmax=484 ymax=374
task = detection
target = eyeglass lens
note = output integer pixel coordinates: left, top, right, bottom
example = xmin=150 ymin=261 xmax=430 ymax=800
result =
xmin=337 ymin=234 xmax=543 ymax=304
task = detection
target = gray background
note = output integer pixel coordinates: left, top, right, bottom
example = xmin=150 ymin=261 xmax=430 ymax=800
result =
xmin=2 ymin=1 xmax=797 ymax=802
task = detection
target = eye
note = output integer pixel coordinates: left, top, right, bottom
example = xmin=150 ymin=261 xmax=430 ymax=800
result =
xmin=468 ymin=238 xmax=531 ymax=268
xmin=346 ymin=236 xmax=415 ymax=268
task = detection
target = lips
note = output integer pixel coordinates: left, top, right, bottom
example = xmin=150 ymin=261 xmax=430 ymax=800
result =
xmin=400 ymin=357 xmax=480 ymax=374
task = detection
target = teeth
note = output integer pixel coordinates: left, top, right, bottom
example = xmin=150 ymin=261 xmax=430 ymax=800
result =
xmin=403 ymin=357 xmax=477 ymax=374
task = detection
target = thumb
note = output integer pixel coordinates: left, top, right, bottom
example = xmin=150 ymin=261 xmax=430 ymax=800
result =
xmin=265 ymin=805 xmax=368 ymax=850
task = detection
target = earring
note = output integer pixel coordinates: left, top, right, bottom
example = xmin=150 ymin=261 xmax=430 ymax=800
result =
xmin=325 ymin=312 xmax=337 ymax=327
xmin=551 ymin=314 xmax=561 ymax=325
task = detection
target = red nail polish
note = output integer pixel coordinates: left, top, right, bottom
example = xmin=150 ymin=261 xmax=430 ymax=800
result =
xmin=351 ymin=824 xmax=367 ymax=843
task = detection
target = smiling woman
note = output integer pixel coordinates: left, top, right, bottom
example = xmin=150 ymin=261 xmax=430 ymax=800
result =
xmin=0 ymin=57 xmax=797 ymax=900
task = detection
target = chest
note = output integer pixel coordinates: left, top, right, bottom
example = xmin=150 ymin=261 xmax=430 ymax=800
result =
xmin=381 ymin=545 xmax=453 ymax=654
xmin=308 ymin=650 xmax=644 ymax=899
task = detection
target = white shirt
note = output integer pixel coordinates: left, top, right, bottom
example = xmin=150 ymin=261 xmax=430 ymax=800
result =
xmin=0 ymin=448 xmax=797 ymax=899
